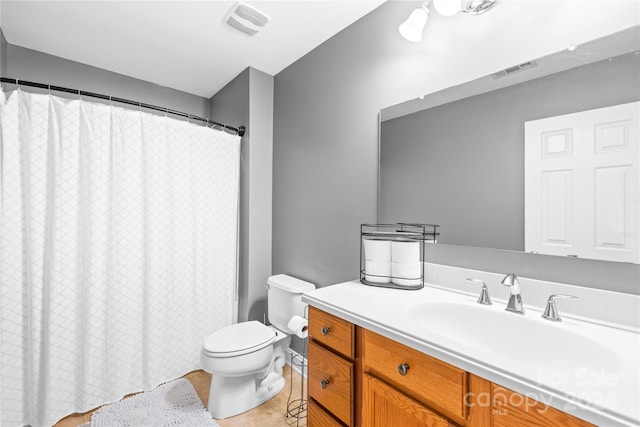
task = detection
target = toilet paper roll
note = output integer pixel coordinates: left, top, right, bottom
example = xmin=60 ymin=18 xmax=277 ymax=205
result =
xmin=391 ymin=261 xmax=422 ymax=286
xmin=363 ymin=238 xmax=391 ymax=262
xmin=364 ymin=260 xmax=391 ymax=283
xmin=391 ymin=240 xmax=420 ymax=263
xmin=393 ymin=277 xmax=422 ymax=286
xmin=287 ymin=315 xmax=309 ymax=339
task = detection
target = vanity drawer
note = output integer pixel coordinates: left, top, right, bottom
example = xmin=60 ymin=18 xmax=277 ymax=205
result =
xmin=492 ymin=384 xmax=597 ymax=427
xmin=362 ymin=329 xmax=467 ymax=423
xmin=308 ymin=340 xmax=353 ymax=426
xmin=308 ymin=398 xmax=345 ymax=427
xmin=309 ymin=306 xmax=354 ymax=359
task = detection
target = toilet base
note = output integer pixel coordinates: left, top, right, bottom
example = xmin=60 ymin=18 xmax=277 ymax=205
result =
xmin=204 ymin=326 xmax=291 ymax=419
xmin=208 ymin=371 xmax=285 ymax=419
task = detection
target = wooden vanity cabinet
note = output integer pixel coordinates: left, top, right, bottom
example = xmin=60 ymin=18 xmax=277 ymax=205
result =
xmin=491 ymin=384 xmax=596 ymax=427
xmin=307 ymin=307 xmax=596 ymax=427
xmin=308 ymin=306 xmax=356 ymax=426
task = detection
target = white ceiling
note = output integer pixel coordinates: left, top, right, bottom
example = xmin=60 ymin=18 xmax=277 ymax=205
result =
xmin=0 ymin=0 xmax=386 ymax=98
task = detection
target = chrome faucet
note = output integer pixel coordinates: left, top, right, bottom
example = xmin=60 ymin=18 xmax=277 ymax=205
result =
xmin=542 ymin=294 xmax=578 ymax=321
xmin=501 ymin=273 xmax=524 ymax=314
xmin=467 ymin=278 xmax=492 ymax=305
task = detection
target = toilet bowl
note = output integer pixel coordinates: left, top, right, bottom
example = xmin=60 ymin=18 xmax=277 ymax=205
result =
xmin=200 ymin=274 xmax=315 ymax=419
xmin=201 ymin=322 xmax=290 ymax=419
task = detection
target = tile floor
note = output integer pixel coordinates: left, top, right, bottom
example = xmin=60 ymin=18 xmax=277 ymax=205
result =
xmin=53 ymin=364 xmax=306 ymax=427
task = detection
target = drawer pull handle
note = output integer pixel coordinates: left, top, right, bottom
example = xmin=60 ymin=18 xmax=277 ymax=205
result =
xmin=320 ymin=378 xmax=330 ymax=389
xmin=397 ymin=363 xmax=410 ymax=376
xmin=321 ymin=327 xmax=331 ymax=336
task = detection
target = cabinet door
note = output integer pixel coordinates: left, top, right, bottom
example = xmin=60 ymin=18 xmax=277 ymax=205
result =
xmin=492 ymin=384 xmax=596 ymax=427
xmin=362 ymin=373 xmax=455 ymax=427
xmin=308 ymin=398 xmax=345 ymax=427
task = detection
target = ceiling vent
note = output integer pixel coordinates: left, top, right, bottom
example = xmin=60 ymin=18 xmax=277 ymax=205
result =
xmin=225 ymin=2 xmax=270 ymax=36
xmin=491 ymin=60 xmax=538 ymax=79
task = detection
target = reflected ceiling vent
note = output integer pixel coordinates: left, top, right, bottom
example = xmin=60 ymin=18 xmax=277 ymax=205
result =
xmin=491 ymin=60 xmax=538 ymax=79
xmin=225 ymin=2 xmax=270 ymax=36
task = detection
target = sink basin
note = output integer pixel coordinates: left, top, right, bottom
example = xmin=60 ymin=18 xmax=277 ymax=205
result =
xmin=409 ymin=301 xmax=624 ymax=376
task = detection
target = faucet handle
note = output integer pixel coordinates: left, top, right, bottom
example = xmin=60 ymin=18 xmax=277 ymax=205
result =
xmin=501 ymin=273 xmax=521 ymax=293
xmin=466 ymin=278 xmax=492 ymax=305
xmin=542 ymin=294 xmax=578 ymax=322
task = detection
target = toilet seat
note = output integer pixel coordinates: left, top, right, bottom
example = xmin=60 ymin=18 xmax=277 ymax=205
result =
xmin=202 ymin=321 xmax=276 ymax=358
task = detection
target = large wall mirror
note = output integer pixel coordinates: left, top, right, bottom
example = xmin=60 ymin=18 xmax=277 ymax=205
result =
xmin=379 ymin=26 xmax=640 ymax=264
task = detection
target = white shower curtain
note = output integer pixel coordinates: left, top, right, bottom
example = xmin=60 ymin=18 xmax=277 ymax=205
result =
xmin=0 ymin=89 xmax=240 ymax=427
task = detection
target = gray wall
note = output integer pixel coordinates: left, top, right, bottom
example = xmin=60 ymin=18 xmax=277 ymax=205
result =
xmin=273 ymin=6 xmax=398 ymax=287
xmin=246 ymin=69 xmax=274 ymax=323
xmin=3 ymin=43 xmax=209 ymax=117
xmin=273 ymin=2 xmax=639 ymax=293
xmin=210 ymin=67 xmax=274 ymax=324
xmin=0 ymin=29 xmax=7 ymax=76
xmin=380 ymin=52 xmax=640 ymax=251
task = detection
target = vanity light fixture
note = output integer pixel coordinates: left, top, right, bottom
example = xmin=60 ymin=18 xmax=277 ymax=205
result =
xmin=457 ymin=0 xmax=500 ymax=15
xmin=399 ymin=2 xmax=431 ymax=43
xmin=433 ymin=0 xmax=461 ymax=17
xmin=400 ymin=0 xmax=500 ymax=42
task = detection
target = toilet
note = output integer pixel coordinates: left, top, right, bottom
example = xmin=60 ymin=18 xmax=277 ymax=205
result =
xmin=200 ymin=274 xmax=315 ymax=419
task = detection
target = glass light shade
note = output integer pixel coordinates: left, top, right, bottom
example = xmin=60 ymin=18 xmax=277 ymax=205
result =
xmin=398 ymin=7 xmax=429 ymax=42
xmin=434 ymin=0 xmax=462 ymax=16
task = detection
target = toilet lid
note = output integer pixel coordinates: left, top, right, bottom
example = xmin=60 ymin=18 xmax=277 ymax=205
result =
xmin=202 ymin=321 xmax=276 ymax=356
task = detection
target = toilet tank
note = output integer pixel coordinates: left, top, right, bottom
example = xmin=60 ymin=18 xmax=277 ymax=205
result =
xmin=267 ymin=274 xmax=315 ymax=332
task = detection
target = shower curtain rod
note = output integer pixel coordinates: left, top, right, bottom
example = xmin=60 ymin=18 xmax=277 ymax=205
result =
xmin=0 ymin=77 xmax=246 ymax=137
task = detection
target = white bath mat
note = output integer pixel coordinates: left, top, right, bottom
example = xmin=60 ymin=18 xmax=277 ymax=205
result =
xmin=89 ymin=378 xmax=219 ymax=427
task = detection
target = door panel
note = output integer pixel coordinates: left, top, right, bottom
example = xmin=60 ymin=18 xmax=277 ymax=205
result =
xmin=525 ymin=101 xmax=639 ymax=263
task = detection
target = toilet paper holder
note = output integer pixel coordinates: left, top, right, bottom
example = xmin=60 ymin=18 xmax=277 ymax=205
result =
xmin=285 ymin=305 xmax=309 ymax=426
xmin=360 ymin=223 xmax=439 ymax=290
xmin=287 ymin=315 xmax=308 ymax=339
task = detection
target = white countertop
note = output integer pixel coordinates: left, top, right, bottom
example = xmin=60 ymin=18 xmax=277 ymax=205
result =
xmin=302 ymin=280 xmax=640 ymax=427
